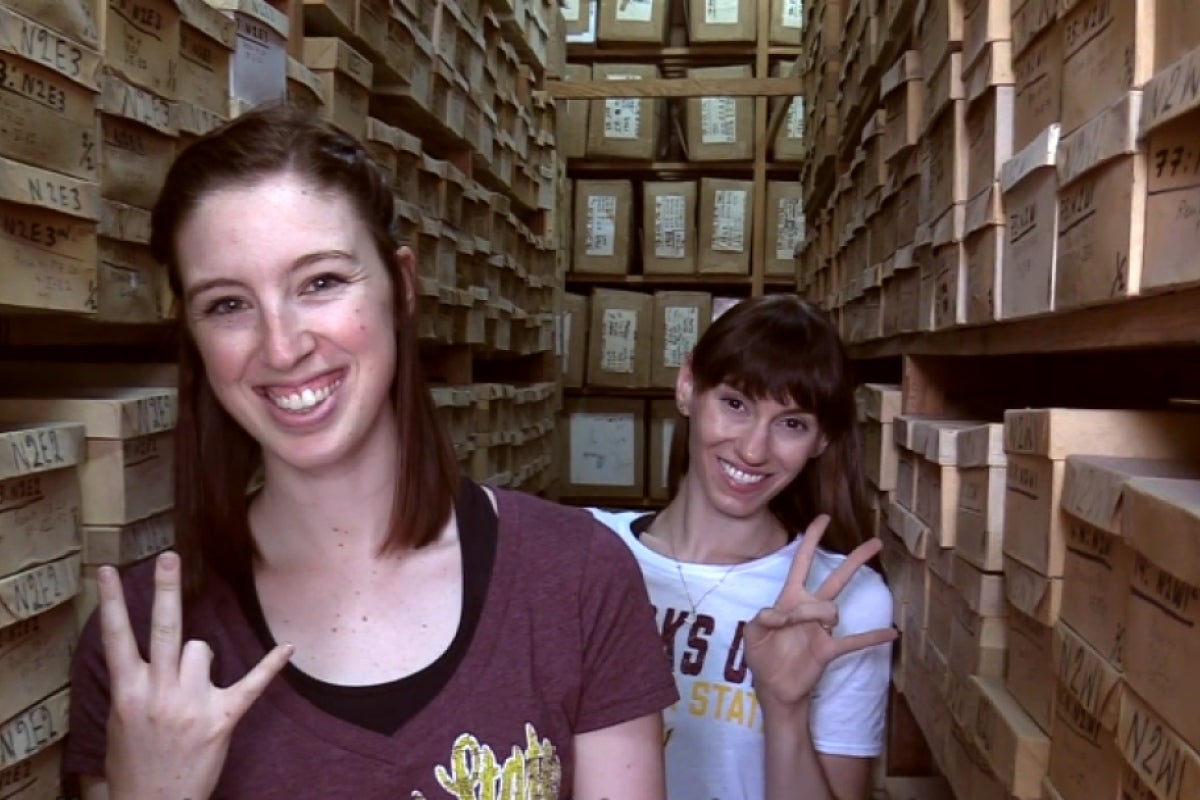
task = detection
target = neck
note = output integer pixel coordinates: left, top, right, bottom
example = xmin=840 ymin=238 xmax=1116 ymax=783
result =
xmin=249 ymin=410 xmax=403 ymax=570
xmin=651 ymin=473 xmax=786 ymax=564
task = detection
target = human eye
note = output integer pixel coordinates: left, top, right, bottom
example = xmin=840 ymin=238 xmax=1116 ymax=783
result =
xmin=303 ymin=272 xmax=348 ymax=293
xmin=782 ymin=417 xmax=809 ymax=432
xmin=203 ymin=296 xmax=248 ymax=316
xmin=720 ymin=393 xmax=747 ymax=412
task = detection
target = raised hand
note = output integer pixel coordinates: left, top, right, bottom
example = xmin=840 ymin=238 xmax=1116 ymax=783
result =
xmin=99 ymin=551 xmax=293 ymax=800
xmin=745 ymin=515 xmax=897 ymax=711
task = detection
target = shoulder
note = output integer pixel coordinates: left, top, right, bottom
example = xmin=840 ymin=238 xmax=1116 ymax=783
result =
xmin=492 ymin=489 xmax=642 ymax=575
xmin=810 ymin=548 xmax=894 ymax=634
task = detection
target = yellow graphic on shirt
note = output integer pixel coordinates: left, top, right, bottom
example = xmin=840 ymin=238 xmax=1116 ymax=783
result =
xmin=410 ymin=723 xmax=562 ymax=800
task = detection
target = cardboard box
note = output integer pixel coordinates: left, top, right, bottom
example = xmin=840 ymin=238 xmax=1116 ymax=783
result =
xmin=1000 ymin=123 xmax=1060 ymax=318
xmin=0 ymin=7 xmax=100 ymax=182
xmin=1011 ymin=0 xmax=1057 ymax=58
xmin=572 ymin=180 xmax=633 ymax=275
xmin=687 ymin=0 xmax=756 ymax=42
xmin=918 ymin=0 xmax=965 ymax=83
xmin=648 ymin=397 xmax=677 ymax=501
xmin=949 ymin=592 xmax=1008 ymax=680
xmin=1060 ymin=455 xmax=1200 ymax=669
xmin=559 ymin=396 xmax=646 ymax=499
xmin=963 ymin=183 xmax=1004 ymax=322
xmin=302 ymin=37 xmax=373 ymax=140
xmin=1013 ymin=21 xmax=1063 ymax=152
xmin=865 ymin=421 xmax=900 ymax=491
xmin=0 ymin=553 xmax=80 ymax=630
xmin=177 ymin=0 xmax=236 ymax=116
xmin=586 ymin=63 xmax=661 ymax=160
xmin=966 ymin=78 xmax=1015 ymax=200
xmin=956 ymin=423 xmax=1007 ymax=572
xmin=931 ymin=220 xmax=967 ymax=330
xmin=650 ymin=291 xmax=711 ymax=388
xmin=98 ymin=73 xmax=178 ymax=210
xmin=769 ymin=0 xmax=804 ymax=45
xmin=1155 ymin=0 xmax=1200 ymax=72
xmin=558 ymin=292 xmax=587 ymax=388
xmin=698 ymin=178 xmax=753 ymax=275
xmin=953 ymin=554 xmax=1007 ymax=617
xmin=103 ymin=0 xmax=180 ymax=99
xmin=1054 ymin=93 xmax=1145 ymax=309
xmin=597 ymin=0 xmax=669 ymax=43
xmin=82 ymin=509 xmax=173 ymax=566
xmin=882 ymin=51 xmax=925 ymax=161
xmin=1142 ymin=108 xmax=1200 ymax=291
xmin=1005 ymin=604 xmax=1055 ymax=733
xmin=1049 ymin=675 xmax=1124 ymax=800
xmin=561 ymin=63 xmax=591 ymax=159
xmin=0 ymin=602 xmax=75 ymax=726
xmin=964 ymin=0 xmax=1011 ymax=70
xmin=1059 ymin=0 xmax=1153 ymax=137
xmin=861 ymin=383 xmax=904 ymax=423
xmin=969 ymin=676 xmax=1052 ymax=797
xmin=98 ymin=200 xmax=163 ymax=323
xmin=562 ymin=0 xmax=597 ymax=42
xmin=0 ymin=423 xmax=84 ymax=580
xmin=286 ymin=55 xmax=324 ymax=113
xmin=0 ymin=742 xmax=62 ymax=799
xmin=0 ymin=687 xmax=69 ymax=772
xmin=771 ymin=62 xmax=805 ymax=161
xmin=585 ymin=288 xmax=652 ymax=388
xmin=684 ymin=65 xmax=754 ymax=161
xmin=0 ymin=155 xmax=99 ymax=315
xmin=929 ymin=100 xmax=968 ymax=221
xmin=1123 ymin=478 xmax=1200 ymax=752
xmin=1003 ymin=407 xmax=1200 ymax=461
xmin=642 ymin=181 xmax=698 ymax=275
xmin=209 ymin=0 xmax=290 ymax=112
xmin=766 ymin=181 xmax=805 ymax=277
xmin=1118 ymin=688 xmax=1200 ymax=800
xmin=4 ymin=0 xmax=101 ymax=49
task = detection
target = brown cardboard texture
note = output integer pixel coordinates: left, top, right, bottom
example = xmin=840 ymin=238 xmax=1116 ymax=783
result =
xmin=684 ymin=65 xmax=754 ymax=161
xmin=642 ymin=181 xmax=698 ymax=275
xmin=585 ymin=288 xmax=652 ymax=388
xmin=698 ymin=178 xmax=753 ymax=275
xmin=559 ymin=396 xmax=646 ymax=499
xmin=650 ymin=291 xmax=712 ymax=389
xmin=572 ymin=180 xmax=634 ymax=275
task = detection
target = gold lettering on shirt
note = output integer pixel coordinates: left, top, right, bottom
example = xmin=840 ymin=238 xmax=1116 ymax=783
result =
xmin=411 ymin=723 xmax=562 ymax=799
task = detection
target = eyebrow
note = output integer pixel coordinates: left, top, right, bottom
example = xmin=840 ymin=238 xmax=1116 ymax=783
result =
xmin=184 ymin=250 xmax=355 ymax=304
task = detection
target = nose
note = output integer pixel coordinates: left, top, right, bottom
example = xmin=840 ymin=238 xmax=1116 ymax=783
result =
xmin=736 ymin=418 xmax=771 ymax=466
xmin=259 ymin=304 xmax=316 ymax=371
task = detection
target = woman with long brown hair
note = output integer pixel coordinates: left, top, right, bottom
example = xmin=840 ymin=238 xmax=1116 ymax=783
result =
xmin=590 ymin=294 xmax=897 ymax=800
xmin=66 ymin=105 xmax=677 ymax=800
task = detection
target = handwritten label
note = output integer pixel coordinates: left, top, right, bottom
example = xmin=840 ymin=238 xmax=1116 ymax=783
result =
xmin=585 ymin=194 xmax=617 ymax=257
xmin=1119 ymin=692 xmax=1200 ymax=800
xmin=782 ymin=0 xmax=803 ymax=28
xmin=0 ymin=6 xmax=97 ymax=88
xmin=0 ymin=689 xmax=68 ymax=770
xmin=603 ymin=96 xmax=641 ymax=140
xmin=712 ymin=189 xmax=746 ymax=252
xmin=561 ymin=0 xmax=581 ymax=22
xmin=0 ymin=555 xmax=80 ymax=626
xmin=654 ymin=194 xmax=686 ymax=259
xmin=700 ymin=97 xmax=737 ymax=144
xmin=775 ymin=197 xmax=805 ymax=260
xmin=569 ymin=412 xmax=636 ymax=486
xmin=230 ymin=9 xmax=286 ymax=106
xmin=662 ymin=306 xmax=699 ymax=368
xmin=600 ymin=309 xmax=637 ymax=373
xmin=705 ymin=0 xmax=740 ymax=25
xmin=1142 ymin=47 xmax=1200 ymax=136
xmin=616 ymin=0 xmax=654 ymax=22
xmin=1 ymin=425 xmax=78 ymax=479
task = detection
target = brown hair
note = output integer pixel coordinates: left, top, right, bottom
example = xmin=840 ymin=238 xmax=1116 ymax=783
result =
xmin=151 ymin=104 xmax=458 ymax=593
xmin=667 ymin=295 xmax=870 ymax=555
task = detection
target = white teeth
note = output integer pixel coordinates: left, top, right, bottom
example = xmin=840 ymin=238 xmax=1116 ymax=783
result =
xmin=721 ymin=460 xmax=766 ymax=485
xmin=268 ymin=380 xmax=340 ymax=413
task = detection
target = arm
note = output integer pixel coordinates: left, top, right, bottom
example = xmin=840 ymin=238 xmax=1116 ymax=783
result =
xmin=81 ymin=777 xmax=110 ymax=800
xmin=573 ymin=713 xmax=667 ymax=800
xmin=760 ymin=698 xmax=873 ymax=800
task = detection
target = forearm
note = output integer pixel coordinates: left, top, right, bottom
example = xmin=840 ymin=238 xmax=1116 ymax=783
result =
xmin=762 ymin=699 xmax=833 ymax=800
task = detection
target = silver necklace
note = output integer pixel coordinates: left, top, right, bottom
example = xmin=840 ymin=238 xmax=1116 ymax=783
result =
xmin=666 ymin=535 xmax=775 ymax=616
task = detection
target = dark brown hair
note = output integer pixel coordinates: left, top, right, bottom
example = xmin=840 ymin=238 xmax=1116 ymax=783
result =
xmin=151 ymin=104 xmax=458 ymax=593
xmin=667 ymin=294 xmax=870 ymax=555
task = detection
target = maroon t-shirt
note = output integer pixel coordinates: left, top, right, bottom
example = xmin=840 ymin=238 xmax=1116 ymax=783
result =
xmin=65 ymin=489 xmax=678 ymax=798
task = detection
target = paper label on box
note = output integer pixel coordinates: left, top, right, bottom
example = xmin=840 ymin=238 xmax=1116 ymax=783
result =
xmin=783 ymin=0 xmax=803 ymax=27
xmin=569 ymin=412 xmax=636 ymax=486
xmin=561 ymin=0 xmax=581 ymax=21
xmin=663 ymin=306 xmax=699 ymax=368
xmin=555 ymin=310 xmax=569 ymax=370
xmin=713 ymin=189 xmax=747 ymax=252
xmin=231 ymin=13 xmax=287 ymax=106
xmin=786 ymin=96 xmax=805 ymax=140
xmin=585 ymin=194 xmax=617 ymax=256
xmin=701 ymin=97 xmax=738 ymax=144
xmin=601 ymin=309 xmax=638 ymax=373
xmin=616 ymin=0 xmax=654 ymax=21
xmin=705 ymin=0 xmax=740 ymax=24
xmin=654 ymin=195 xmax=687 ymax=258
xmin=604 ymin=97 xmax=641 ymax=139
xmin=776 ymin=197 xmax=805 ymax=260
xmin=661 ymin=417 xmax=675 ymax=487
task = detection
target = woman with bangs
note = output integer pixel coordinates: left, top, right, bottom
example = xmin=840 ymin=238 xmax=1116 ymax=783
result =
xmin=64 ymin=105 xmax=677 ymax=800
xmin=590 ymin=294 xmax=897 ymax=800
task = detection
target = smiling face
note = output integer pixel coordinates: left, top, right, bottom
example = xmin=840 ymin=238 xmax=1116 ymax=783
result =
xmin=178 ymin=171 xmax=403 ymax=475
xmin=677 ymin=361 xmax=827 ymax=522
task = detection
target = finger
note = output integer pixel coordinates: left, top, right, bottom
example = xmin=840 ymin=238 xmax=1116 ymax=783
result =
xmin=97 ymin=565 xmax=142 ymax=678
xmin=777 ymin=600 xmax=839 ymax=628
xmin=223 ymin=643 xmax=294 ymax=720
xmin=777 ymin=514 xmax=831 ymax=605
xmin=149 ymin=551 xmax=184 ymax=684
xmin=179 ymin=638 xmax=216 ymax=690
xmin=829 ymin=626 xmax=898 ymax=658
xmin=815 ymin=537 xmax=884 ymax=602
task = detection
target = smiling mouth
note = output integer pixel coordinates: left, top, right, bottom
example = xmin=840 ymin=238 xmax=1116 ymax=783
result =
xmin=719 ymin=458 xmax=767 ymax=486
xmin=265 ymin=377 xmax=343 ymax=413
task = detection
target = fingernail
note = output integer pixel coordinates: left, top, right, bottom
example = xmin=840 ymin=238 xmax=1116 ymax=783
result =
xmin=98 ymin=565 xmax=116 ymax=584
xmin=159 ymin=551 xmax=179 ymax=571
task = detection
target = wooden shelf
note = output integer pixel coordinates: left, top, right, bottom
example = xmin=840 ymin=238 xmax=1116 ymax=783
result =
xmin=547 ymin=76 xmax=803 ymax=99
xmin=846 ymin=286 xmax=1200 ymax=359
xmin=567 ymin=44 xmax=804 ymax=62
xmin=565 ymin=386 xmax=674 ymax=398
xmin=568 ymin=159 xmax=801 ymax=175
xmin=566 ymin=273 xmax=795 ymax=291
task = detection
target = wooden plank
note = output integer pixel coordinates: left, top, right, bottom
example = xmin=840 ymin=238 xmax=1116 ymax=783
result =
xmin=546 ymin=76 xmax=805 ymax=99
xmin=847 ymin=286 xmax=1200 ymax=358
xmin=566 ymin=44 xmax=805 ymax=61
xmin=568 ymin=160 xmax=803 ymax=175
xmin=564 ymin=273 xmax=793 ymax=291
xmin=765 ymin=56 xmax=804 ymax=149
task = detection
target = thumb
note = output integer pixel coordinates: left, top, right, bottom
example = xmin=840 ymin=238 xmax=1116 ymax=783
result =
xmin=225 ymin=643 xmax=294 ymax=718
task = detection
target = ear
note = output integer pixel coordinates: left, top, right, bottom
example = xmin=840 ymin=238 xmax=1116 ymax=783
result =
xmin=675 ymin=358 xmax=695 ymax=417
xmin=394 ymin=246 xmax=417 ymax=313
xmin=815 ymin=433 xmax=830 ymax=457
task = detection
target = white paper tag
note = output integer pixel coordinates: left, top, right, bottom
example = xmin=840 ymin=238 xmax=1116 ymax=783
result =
xmin=562 ymin=0 xmax=581 ymax=22
xmin=712 ymin=189 xmax=747 ymax=252
xmin=776 ymin=197 xmax=806 ymax=260
xmin=661 ymin=417 xmax=675 ymax=488
xmin=701 ymin=97 xmax=738 ymax=144
xmin=783 ymin=0 xmax=803 ymax=28
xmin=601 ymin=309 xmax=638 ymax=373
xmin=663 ymin=306 xmax=700 ymax=368
xmin=705 ymin=0 xmax=740 ymax=24
xmin=616 ymin=0 xmax=654 ymax=22
xmin=230 ymin=13 xmax=287 ymax=106
xmin=604 ymin=74 xmax=643 ymax=140
xmin=654 ymin=195 xmax=687 ymax=258
xmin=570 ymin=412 xmax=636 ymax=487
xmin=786 ymin=96 xmax=805 ymax=140
xmin=586 ymin=195 xmax=617 ymax=257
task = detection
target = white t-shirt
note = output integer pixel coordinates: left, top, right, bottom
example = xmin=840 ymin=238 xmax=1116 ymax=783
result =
xmin=588 ymin=508 xmax=894 ymax=800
